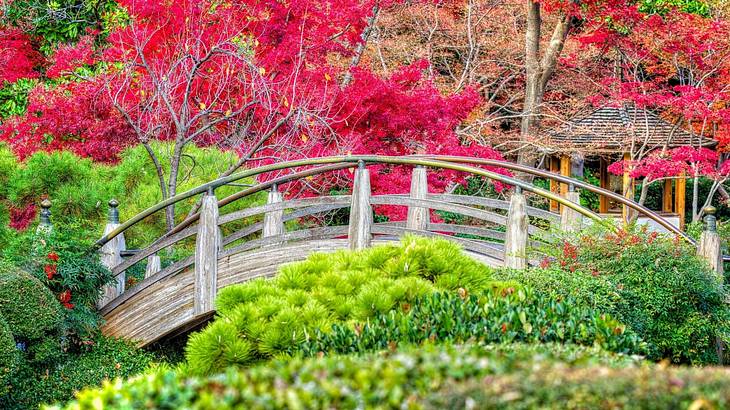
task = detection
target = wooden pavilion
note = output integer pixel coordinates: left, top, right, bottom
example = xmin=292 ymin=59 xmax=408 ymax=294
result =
xmin=540 ymin=105 xmax=711 ymax=230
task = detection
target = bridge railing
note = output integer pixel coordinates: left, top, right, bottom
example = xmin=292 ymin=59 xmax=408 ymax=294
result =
xmin=86 ymin=155 xmax=722 ymax=315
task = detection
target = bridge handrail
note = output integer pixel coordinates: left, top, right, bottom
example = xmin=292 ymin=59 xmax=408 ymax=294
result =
xmin=95 ymin=156 xmax=609 ymax=248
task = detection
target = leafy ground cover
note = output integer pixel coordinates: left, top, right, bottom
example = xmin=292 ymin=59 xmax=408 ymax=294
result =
xmin=50 ymin=343 xmax=730 ymax=410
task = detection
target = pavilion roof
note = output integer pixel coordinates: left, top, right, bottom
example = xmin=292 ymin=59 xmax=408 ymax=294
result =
xmin=540 ymin=105 xmax=713 ymax=155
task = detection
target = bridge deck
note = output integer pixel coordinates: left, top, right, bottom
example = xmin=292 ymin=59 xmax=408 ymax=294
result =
xmin=101 ymin=238 xmax=502 ymax=346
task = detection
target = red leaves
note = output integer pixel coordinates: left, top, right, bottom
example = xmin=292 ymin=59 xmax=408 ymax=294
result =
xmin=0 ymin=28 xmax=42 ymax=83
xmin=58 ymin=290 xmax=73 ymax=309
xmin=44 ymin=264 xmax=57 ymax=280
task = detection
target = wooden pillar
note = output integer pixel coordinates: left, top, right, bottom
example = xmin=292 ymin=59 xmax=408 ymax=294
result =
xmin=675 ymin=172 xmax=686 ymax=230
xmin=599 ymin=157 xmax=609 ymax=214
xmin=263 ymin=184 xmax=285 ymax=244
xmin=348 ymin=161 xmax=372 ymax=250
xmin=662 ymin=179 xmax=674 ymax=213
xmin=99 ymin=199 xmax=126 ymax=308
xmin=561 ymin=185 xmax=583 ymax=232
xmin=559 ymin=155 xmax=571 ymax=198
xmin=549 ymin=156 xmax=560 ymax=212
xmin=194 ymin=190 xmax=221 ymax=315
xmin=144 ymin=254 xmax=161 ymax=279
xmin=504 ymin=187 xmax=528 ymax=269
xmin=697 ymin=206 xmax=723 ymax=280
xmin=406 ymin=165 xmax=429 ymax=231
xmin=621 ymin=152 xmax=634 ymax=223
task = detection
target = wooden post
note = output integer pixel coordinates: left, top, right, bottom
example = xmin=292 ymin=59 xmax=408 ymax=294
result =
xmin=697 ymin=206 xmax=723 ymax=280
xmin=406 ymin=165 xmax=429 ymax=231
xmin=675 ymin=172 xmax=686 ymax=230
xmin=559 ymin=155 xmax=571 ymax=198
xmin=262 ymin=184 xmax=284 ymax=244
xmin=662 ymin=179 xmax=674 ymax=213
xmin=36 ymin=199 xmax=53 ymax=236
xmin=599 ymin=157 xmax=609 ymax=214
xmin=561 ymin=184 xmax=583 ymax=232
xmin=504 ymin=187 xmax=528 ymax=269
xmin=99 ymin=199 xmax=126 ymax=308
xmin=144 ymin=254 xmax=161 ymax=279
xmin=348 ymin=160 xmax=372 ymax=250
xmin=549 ymin=156 xmax=558 ymax=211
xmin=621 ymin=152 xmax=634 ymax=223
xmin=194 ymin=189 xmax=221 ymax=315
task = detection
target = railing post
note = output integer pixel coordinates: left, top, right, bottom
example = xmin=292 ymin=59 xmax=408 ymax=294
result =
xmin=36 ymin=199 xmax=53 ymax=236
xmin=194 ymin=189 xmax=221 ymax=315
xmin=262 ymin=184 xmax=284 ymax=245
xmin=144 ymin=254 xmax=161 ymax=279
xmin=504 ymin=187 xmax=528 ymax=269
xmin=99 ymin=199 xmax=126 ymax=308
xmin=560 ymin=184 xmax=583 ymax=232
xmin=407 ymin=165 xmax=429 ymax=231
xmin=697 ymin=206 xmax=723 ymax=281
xmin=348 ymin=160 xmax=372 ymax=250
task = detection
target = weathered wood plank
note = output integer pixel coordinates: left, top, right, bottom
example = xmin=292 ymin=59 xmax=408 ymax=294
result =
xmin=504 ymin=190 xmax=528 ymax=269
xmin=406 ymin=166 xmax=429 ymax=231
xmin=262 ymin=186 xmax=284 ymax=245
xmin=218 ymin=195 xmax=352 ymax=225
xmin=560 ymin=190 xmax=583 ymax=233
xmin=348 ymin=162 xmax=372 ymax=250
xmin=112 ymin=226 xmax=196 ymax=276
xmin=194 ymin=193 xmax=220 ymax=315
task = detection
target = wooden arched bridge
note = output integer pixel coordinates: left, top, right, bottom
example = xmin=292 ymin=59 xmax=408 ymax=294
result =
xmin=87 ymin=155 xmax=709 ymax=347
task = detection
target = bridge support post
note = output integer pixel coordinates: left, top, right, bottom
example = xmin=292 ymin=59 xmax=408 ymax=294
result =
xmin=194 ymin=189 xmax=221 ymax=315
xmin=407 ymin=165 xmax=429 ymax=231
xmin=263 ymin=184 xmax=284 ymax=245
xmin=348 ymin=160 xmax=372 ymax=250
xmin=560 ymin=185 xmax=583 ymax=233
xmin=504 ymin=187 xmax=528 ymax=269
xmin=697 ymin=206 xmax=723 ymax=281
xmin=99 ymin=199 xmax=126 ymax=308
xmin=145 ymin=254 xmax=161 ymax=278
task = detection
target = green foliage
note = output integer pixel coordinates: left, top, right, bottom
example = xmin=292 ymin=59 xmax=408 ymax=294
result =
xmin=58 ymin=343 xmax=730 ymax=410
xmin=0 ymin=79 xmax=36 ymax=119
xmin=0 ymin=317 xmax=18 ymax=396
xmin=1 ymin=336 xmax=155 ymax=410
xmin=498 ymin=227 xmax=730 ymax=364
xmin=296 ymin=289 xmax=646 ymax=358
xmin=640 ymin=0 xmax=712 ymax=16
xmin=0 ymin=263 xmax=63 ymax=342
xmin=186 ymin=236 xmax=494 ymax=374
xmin=3 ymin=227 xmax=113 ymax=342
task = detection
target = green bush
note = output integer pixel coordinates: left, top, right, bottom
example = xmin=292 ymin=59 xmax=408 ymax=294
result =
xmin=3 ymin=227 xmax=114 ymax=342
xmin=503 ymin=227 xmax=730 ymax=364
xmin=0 ymin=317 xmax=18 ymax=396
xmin=295 ymin=289 xmax=646 ymax=358
xmin=1 ymin=336 xmax=155 ymax=410
xmin=52 ymin=343 xmax=730 ymax=410
xmin=186 ymin=235 xmax=494 ymax=374
xmin=0 ymin=263 xmax=63 ymax=342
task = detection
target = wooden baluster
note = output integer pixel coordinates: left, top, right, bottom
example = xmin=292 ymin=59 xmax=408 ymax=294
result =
xmin=697 ymin=206 xmax=723 ymax=280
xmin=406 ymin=165 xmax=429 ymax=231
xmin=262 ymin=184 xmax=284 ymax=245
xmin=144 ymin=254 xmax=161 ymax=279
xmin=194 ymin=189 xmax=221 ymax=315
xmin=504 ymin=187 xmax=528 ymax=269
xmin=560 ymin=184 xmax=583 ymax=232
xmin=348 ymin=160 xmax=372 ymax=250
xmin=99 ymin=199 xmax=126 ymax=308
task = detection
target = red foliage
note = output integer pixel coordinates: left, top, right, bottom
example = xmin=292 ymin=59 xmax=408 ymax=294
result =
xmin=9 ymin=203 xmax=36 ymax=230
xmin=0 ymin=28 xmax=42 ymax=83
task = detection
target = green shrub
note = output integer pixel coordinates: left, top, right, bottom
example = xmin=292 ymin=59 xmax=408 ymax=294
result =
xmin=0 ymin=317 xmax=18 ymax=396
xmin=52 ymin=343 xmax=730 ymax=410
xmin=1 ymin=336 xmax=155 ymax=410
xmin=295 ymin=289 xmax=646 ymax=358
xmin=503 ymin=227 xmax=730 ymax=364
xmin=0 ymin=263 xmax=63 ymax=342
xmin=4 ymin=227 xmax=114 ymax=342
xmin=186 ymin=236 xmax=494 ymax=374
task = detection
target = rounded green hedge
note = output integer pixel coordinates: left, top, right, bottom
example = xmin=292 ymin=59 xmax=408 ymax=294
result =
xmin=0 ymin=316 xmax=17 ymax=396
xmin=50 ymin=343 xmax=730 ymax=410
xmin=0 ymin=264 xmax=63 ymax=341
